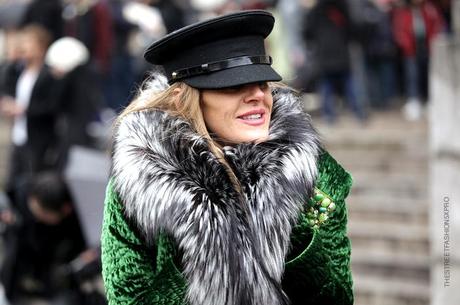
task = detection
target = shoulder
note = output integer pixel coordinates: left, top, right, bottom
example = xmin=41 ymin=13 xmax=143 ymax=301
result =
xmin=102 ymin=179 xmax=144 ymax=247
xmin=294 ymin=150 xmax=352 ymax=231
xmin=316 ymin=150 xmax=353 ymax=204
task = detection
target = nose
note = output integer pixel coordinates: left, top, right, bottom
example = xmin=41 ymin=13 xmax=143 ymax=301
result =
xmin=243 ymin=83 xmax=266 ymax=103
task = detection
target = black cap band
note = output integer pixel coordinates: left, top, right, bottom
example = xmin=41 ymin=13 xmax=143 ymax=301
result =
xmin=170 ymin=55 xmax=272 ymax=84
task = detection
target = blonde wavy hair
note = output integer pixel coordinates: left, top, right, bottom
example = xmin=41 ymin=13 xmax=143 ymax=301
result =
xmin=117 ymin=80 xmax=242 ymax=191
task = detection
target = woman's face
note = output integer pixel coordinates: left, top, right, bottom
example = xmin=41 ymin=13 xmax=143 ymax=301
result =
xmin=18 ymin=33 xmax=45 ymax=64
xmin=201 ymin=82 xmax=273 ymax=144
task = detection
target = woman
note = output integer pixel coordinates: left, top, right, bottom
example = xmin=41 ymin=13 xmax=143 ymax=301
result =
xmin=101 ymin=10 xmax=353 ymax=305
xmin=0 ymin=24 xmax=60 ymax=202
xmin=392 ymin=0 xmax=444 ymax=120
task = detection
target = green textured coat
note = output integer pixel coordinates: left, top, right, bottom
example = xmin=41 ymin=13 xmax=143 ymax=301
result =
xmin=101 ymin=151 xmax=353 ymax=305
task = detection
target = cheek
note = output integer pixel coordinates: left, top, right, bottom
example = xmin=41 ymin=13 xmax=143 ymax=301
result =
xmin=266 ymin=93 xmax=274 ymax=111
xmin=203 ymin=105 xmax=234 ymax=135
xmin=201 ymin=95 xmax=236 ymax=131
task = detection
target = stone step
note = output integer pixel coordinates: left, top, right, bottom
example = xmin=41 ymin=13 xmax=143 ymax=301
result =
xmin=348 ymin=179 xmax=428 ymax=200
xmin=352 ymin=265 xmax=429 ymax=293
xmin=325 ymin=139 xmax=428 ymax=155
xmin=346 ymin=191 xmax=428 ymax=206
xmin=348 ymin=210 xmax=427 ymax=227
xmin=353 ymin=273 xmax=429 ymax=305
xmin=329 ymin=150 xmax=428 ymax=173
xmin=347 ymin=195 xmax=428 ymax=213
xmin=314 ymin=114 xmax=427 ymax=143
xmin=351 ymin=175 xmax=427 ymax=193
xmin=312 ymin=109 xmax=427 ymax=129
xmin=347 ymin=193 xmax=429 ymax=215
xmin=350 ymin=235 xmax=429 ymax=260
xmin=330 ymin=161 xmax=426 ymax=178
xmin=322 ymin=139 xmax=427 ymax=156
xmin=349 ymin=186 xmax=427 ymax=203
xmin=329 ymin=145 xmax=428 ymax=158
xmin=347 ymin=190 xmax=428 ymax=217
xmin=347 ymin=219 xmax=429 ymax=243
xmin=350 ymin=170 xmax=427 ymax=182
xmin=351 ymin=245 xmax=430 ymax=271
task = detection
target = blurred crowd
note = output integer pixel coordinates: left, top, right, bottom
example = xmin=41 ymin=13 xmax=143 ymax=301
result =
xmin=0 ymin=0 xmax=451 ymax=304
xmin=296 ymin=0 xmax=447 ymax=123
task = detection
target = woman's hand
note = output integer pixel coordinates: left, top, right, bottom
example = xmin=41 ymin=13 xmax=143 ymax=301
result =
xmin=0 ymin=209 xmax=16 ymax=225
xmin=0 ymin=96 xmax=25 ymax=118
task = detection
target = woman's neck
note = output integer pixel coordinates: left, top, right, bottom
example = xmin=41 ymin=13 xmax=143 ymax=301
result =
xmin=26 ymin=58 xmax=43 ymax=71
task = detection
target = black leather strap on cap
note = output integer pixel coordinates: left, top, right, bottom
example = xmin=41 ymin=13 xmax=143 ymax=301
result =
xmin=170 ymin=55 xmax=272 ymax=82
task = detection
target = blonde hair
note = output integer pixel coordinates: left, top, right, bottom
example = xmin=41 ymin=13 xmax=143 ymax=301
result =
xmin=117 ymin=80 xmax=242 ymax=192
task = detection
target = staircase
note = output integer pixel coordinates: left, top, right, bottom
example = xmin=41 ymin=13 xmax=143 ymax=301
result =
xmin=314 ymin=111 xmax=430 ymax=305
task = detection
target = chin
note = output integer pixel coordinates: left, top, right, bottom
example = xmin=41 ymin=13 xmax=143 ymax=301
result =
xmin=237 ymin=130 xmax=269 ymax=144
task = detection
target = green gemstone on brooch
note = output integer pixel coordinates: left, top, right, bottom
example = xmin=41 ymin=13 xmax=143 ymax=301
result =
xmin=321 ymin=198 xmax=331 ymax=207
xmin=306 ymin=188 xmax=336 ymax=229
xmin=328 ymin=202 xmax=336 ymax=211
xmin=313 ymin=193 xmax=324 ymax=201
xmin=319 ymin=213 xmax=328 ymax=222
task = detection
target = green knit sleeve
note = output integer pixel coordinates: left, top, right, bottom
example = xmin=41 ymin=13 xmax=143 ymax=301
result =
xmin=101 ymin=180 xmax=187 ymax=305
xmin=283 ymin=151 xmax=354 ymax=305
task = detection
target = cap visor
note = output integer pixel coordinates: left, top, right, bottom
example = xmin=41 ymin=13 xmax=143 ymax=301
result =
xmin=182 ymin=64 xmax=282 ymax=89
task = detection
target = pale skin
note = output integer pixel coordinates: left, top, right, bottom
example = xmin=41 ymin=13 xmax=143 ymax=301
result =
xmin=0 ymin=96 xmax=25 ymax=118
xmin=200 ymin=82 xmax=273 ymax=144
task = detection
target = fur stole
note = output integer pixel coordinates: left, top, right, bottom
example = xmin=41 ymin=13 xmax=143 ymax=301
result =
xmin=111 ymin=75 xmax=321 ymax=305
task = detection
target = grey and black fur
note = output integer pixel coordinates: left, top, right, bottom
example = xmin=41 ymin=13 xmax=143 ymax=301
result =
xmin=111 ymin=75 xmax=321 ymax=305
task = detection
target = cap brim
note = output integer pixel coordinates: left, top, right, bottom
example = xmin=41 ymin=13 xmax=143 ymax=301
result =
xmin=182 ymin=64 xmax=282 ymax=89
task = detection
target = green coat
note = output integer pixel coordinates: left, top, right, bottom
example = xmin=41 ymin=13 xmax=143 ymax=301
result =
xmin=101 ymin=151 xmax=353 ymax=305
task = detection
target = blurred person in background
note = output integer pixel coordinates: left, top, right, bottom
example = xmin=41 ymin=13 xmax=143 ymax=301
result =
xmin=62 ymin=0 xmax=114 ymax=109
xmin=152 ymin=0 xmax=187 ymax=33
xmin=45 ymin=37 xmax=105 ymax=170
xmin=0 ymin=172 xmax=86 ymax=303
xmin=364 ymin=0 xmax=398 ymax=110
xmin=19 ymin=0 xmax=64 ymax=41
xmin=62 ymin=0 xmax=113 ymax=75
xmin=0 ymin=24 xmax=60 ymax=210
xmin=105 ymin=0 xmax=137 ymax=111
xmin=121 ymin=0 xmax=167 ymax=85
xmin=0 ymin=29 xmax=23 ymax=101
xmin=302 ymin=0 xmax=367 ymax=124
xmin=392 ymin=0 xmax=444 ymax=120
xmin=278 ymin=0 xmax=318 ymax=92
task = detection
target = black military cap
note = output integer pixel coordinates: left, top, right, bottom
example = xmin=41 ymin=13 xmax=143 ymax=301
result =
xmin=144 ymin=10 xmax=282 ymax=89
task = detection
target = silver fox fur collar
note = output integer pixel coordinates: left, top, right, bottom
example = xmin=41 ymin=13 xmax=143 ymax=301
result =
xmin=111 ymin=75 xmax=321 ymax=305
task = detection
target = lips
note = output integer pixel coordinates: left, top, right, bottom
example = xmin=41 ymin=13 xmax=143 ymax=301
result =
xmin=236 ymin=109 xmax=267 ymax=126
